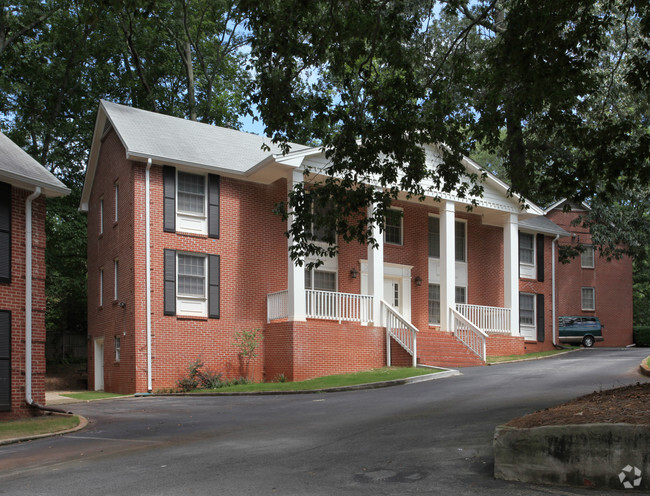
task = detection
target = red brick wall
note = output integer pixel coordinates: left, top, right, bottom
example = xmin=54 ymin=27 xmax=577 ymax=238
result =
xmin=0 ymin=187 xmax=47 ymax=419
xmin=486 ymin=334 xmax=525 ymax=356
xmin=547 ymin=208 xmax=633 ymax=347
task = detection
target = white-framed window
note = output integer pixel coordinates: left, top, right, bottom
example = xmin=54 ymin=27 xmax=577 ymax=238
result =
xmin=455 ymin=220 xmax=466 ymax=262
xmin=581 ymin=287 xmax=595 ymax=311
xmin=176 ymin=171 xmax=207 ymax=234
xmin=114 ymin=182 xmax=119 ymax=223
xmin=384 ymin=208 xmax=403 ymax=246
xmin=114 ymin=336 xmax=121 ymax=362
xmin=305 ymin=268 xmax=337 ymax=292
xmin=99 ymin=268 xmax=103 ymax=307
xmin=519 ymin=292 xmax=536 ymax=340
xmin=581 ymin=246 xmax=595 ymax=268
xmin=113 ymin=259 xmax=119 ymax=301
xmin=519 ymin=231 xmax=536 ymax=279
xmin=428 ymin=216 xmax=440 ymax=258
xmin=176 ymin=252 xmax=207 ymax=316
xmin=455 ymin=286 xmax=466 ymax=304
xmin=428 ymin=283 xmax=440 ymax=325
xmin=99 ymin=197 xmax=104 ymax=235
xmin=308 ymin=199 xmax=336 ymax=244
xmin=428 ymin=217 xmax=466 ymax=262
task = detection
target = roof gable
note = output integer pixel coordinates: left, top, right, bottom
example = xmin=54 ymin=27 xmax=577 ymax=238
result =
xmin=0 ymin=132 xmax=69 ymax=197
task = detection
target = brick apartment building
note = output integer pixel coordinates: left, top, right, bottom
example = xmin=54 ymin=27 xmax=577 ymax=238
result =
xmin=80 ymin=101 xmax=632 ymax=394
xmin=545 ymin=201 xmax=634 ymax=347
xmin=0 ymin=132 xmax=69 ymax=419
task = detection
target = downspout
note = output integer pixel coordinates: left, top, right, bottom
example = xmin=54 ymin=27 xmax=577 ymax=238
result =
xmin=146 ymin=159 xmax=152 ymax=392
xmin=552 ymin=234 xmax=560 ymax=346
xmin=24 ymin=188 xmax=69 ymax=414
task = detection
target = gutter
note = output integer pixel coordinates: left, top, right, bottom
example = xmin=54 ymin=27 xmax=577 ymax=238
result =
xmin=23 ymin=188 xmax=70 ymax=414
xmin=146 ymin=159 xmax=152 ymax=392
xmin=552 ymin=234 xmax=560 ymax=346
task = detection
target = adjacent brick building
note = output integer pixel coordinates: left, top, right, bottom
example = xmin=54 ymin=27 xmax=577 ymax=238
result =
xmin=0 ymin=132 xmax=69 ymax=419
xmin=80 ymin=101 xmax=630 ymax=394
xmin=545 ymin=201 xmax=634 ymax=347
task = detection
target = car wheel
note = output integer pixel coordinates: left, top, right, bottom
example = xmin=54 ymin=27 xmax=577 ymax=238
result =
xmin=583 ymin=336 xmax=595 ymax=347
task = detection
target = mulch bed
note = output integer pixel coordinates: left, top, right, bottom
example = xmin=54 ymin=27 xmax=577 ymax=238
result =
xmin=506 ymin=382 xmax=650 ymax=428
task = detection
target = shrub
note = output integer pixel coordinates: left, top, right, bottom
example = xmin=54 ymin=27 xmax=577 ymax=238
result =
xmin=176 ymin=358 xmax=224 ymax=391
xmin=634 ymin=326 xmax=650 ymax=347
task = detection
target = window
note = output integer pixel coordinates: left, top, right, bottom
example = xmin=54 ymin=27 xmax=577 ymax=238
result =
xmin=114 ymin=182 xmax=119 ymax=223
xmin=520 ymin=293 xmax=535 ymax=327
xmin=99 ymin=268 xmax=103 ymax=307
xmin=581 ymin=246 xmax=595 ymax=268
xmin=429 ymin=218 xmax=465 ymax=260
xmin=455 ymin=221 xmax=466 ymax=262
xmin=164 ymin=250 xmax=220 ymax=318
xmin=581 ymin=287 xmax=595 ymax=311
xmin=164 ymin=167 xmax=220 ymax=237
xmin=305 ymin=268 xmax=337 ymax=292
xmin=428 ymin=284 xmax=440 ymax=325
xmin=114 ymin=336 xmax=121 ymax=362
xmin=519 ymin=232 xmax=534 ymax=265
xmin=177 ymin=172 xmax=205 ymax=215
xmin=99 ymin=197 xmax=104 ymax=235
xmin=113 ymin=260 xmax=119 ymax=301
xmin=384 ymin=209 xmax=402 ymax=245
xmin=308 ymin=199 xmax=336 ymax=244
xmin=428 ymin=216 xmax=440 ymax=258
xmin=455 ymin=286 xmax=466 ymax=304
xmin=178 ymin=253 xmax=206 ymax=298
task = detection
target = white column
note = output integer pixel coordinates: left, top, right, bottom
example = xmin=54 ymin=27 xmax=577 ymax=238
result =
xmin=287 ymin=170 xmax=306 ymax=321
xmin=440 ymin=200 xmax=455 ymax=332
xmin=367 ymin=203 xmax=384 ymax=325
xmin=504 ymin=213 xmax=519 ymax=335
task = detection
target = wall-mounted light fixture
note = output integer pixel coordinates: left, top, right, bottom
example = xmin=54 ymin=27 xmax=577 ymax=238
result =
xmin=350 ymin=267 xmax=359 ymax=279
xmin=414 ymin=276 xmax=423 ymax=286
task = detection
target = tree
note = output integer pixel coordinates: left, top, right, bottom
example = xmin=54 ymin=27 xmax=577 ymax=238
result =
xmin=240 ymin=0 xmax=650 ymax=265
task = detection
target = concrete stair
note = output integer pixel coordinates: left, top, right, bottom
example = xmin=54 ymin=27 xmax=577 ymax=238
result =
xmin=416 ymin=329 xmax=485 ymax=368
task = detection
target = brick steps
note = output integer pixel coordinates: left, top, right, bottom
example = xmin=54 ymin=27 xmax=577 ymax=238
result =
xmin=416 ymin=330 xmax=485 ymax=368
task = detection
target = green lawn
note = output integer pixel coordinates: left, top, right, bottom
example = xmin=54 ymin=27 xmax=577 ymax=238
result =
xmin=182 ymin=366 xmax=442 ymax=393
xmin=0 ymin=415 xmax=80 ymax=441
xmin=61 ymin=391 xmax=128 ymax=401
xmin=487 ymin=348 xmax=579 ymax=364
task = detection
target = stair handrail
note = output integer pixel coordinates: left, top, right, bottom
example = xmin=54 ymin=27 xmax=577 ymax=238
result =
xmin=381 ymin=300 xmax=418 ymax=367
xmin=450 ymin=306 xmax=487 ymax=362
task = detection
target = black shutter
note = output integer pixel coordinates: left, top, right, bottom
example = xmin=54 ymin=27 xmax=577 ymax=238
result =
xmin=163 ymin=166 xmax=176 ymax=232
xmin=208 ymin=255 xmax=220 ymax=319
xmin=536 ymin=294 xmax=545 ymax=342
xmin=0 ymin=182 xmax=10 ymax=283
xmin=536 ymin=233 xmax=545 ymax=282
xmin=208 ymin=174 xmax=220 ymax=239
xmin=0 ymin=311 xmax=10 ymax=411
xmin=164 ymin=249 xmax=176 ymax=315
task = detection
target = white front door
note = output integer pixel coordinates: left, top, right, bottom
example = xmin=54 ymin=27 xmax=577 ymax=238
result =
xmin=94 ymin=338 xmax=104 ymax=391
xmin=384 ymin=278 xmax=402 ymax=315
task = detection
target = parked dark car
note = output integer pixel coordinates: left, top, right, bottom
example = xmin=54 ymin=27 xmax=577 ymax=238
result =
xmin=559 ymin=316 xmax=604 ymax=347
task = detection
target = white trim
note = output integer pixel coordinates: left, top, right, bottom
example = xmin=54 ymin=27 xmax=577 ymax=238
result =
xmin=519 ymin=230 xmax=536 ymax=279
xmin=114 ymin=181 xmax=119 ymax=223
xmin=99 ymin=268 xmax=103 ymax=307
xmin=384 ymin=207 xmax=403 ymax=246
xmin=176 ymin=252 xmax=208 ymax=318
xmin=176 ymin=169 xmax=208 ymax=235
xmin=581 ymin=246 xmax=595 ymax=269
xmin=99 ymin=197 xmax=104 ymax=235
xmin=454 ymin=219 xmax=467 ymax=263
xmin=519 ymin=292 xmax=536 ymax=340
xmin=113 ymin=259 xmax=119 ymax=301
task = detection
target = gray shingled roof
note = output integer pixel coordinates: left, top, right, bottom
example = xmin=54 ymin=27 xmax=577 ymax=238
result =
xmin=102 ymin=100 xmax=309 ymax=173
xmin=520 ymin=215 xmax=570 ymax=237
xmin=0 ymin=132 xmax=69 ymax=197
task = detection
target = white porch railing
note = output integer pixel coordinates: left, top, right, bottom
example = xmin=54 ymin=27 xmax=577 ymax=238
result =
xmin=450 ymin=307 xmax=487 ymax=361
xmin=267 ymin=290 xmax=289 ymax=323
xmin=382 ymin=300 xmax=418 ymax=367
xmin=306 ymin=290 xmax=373 ymax=323
xmin=455 ymin=303 xmax=511 ymax=334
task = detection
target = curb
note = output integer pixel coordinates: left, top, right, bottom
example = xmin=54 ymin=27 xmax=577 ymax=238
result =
xmin=487 ymin=347 xmax=583 ymax=365
xmin=640 ymin=357 xmax=650 ymax=377
xmin=151 ymin=368 xmax=461 ymax=397
xmin=0 ymin=414 xmax=88 ymax=447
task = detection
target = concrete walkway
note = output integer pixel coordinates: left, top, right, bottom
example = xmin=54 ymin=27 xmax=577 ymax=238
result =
xmin=45 ymin=391 xmax=87 ymax=406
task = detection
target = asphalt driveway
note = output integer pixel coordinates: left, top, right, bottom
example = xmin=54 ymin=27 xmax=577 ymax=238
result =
xmin=0 ymin=347 xmax=647 ymax=495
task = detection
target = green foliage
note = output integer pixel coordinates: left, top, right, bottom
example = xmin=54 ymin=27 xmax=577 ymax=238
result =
xmin=241 ymin=0 xmax=650 ymax=264
xmin=176 ymin=357 xmax=224 ymax=392
xmin=233 ymin=328 xmax=263 ymax=359
xmin=633 ymin=326 xmax=650 ymax=347
xmin=273 ymin=373 xmax=287 ymax=383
